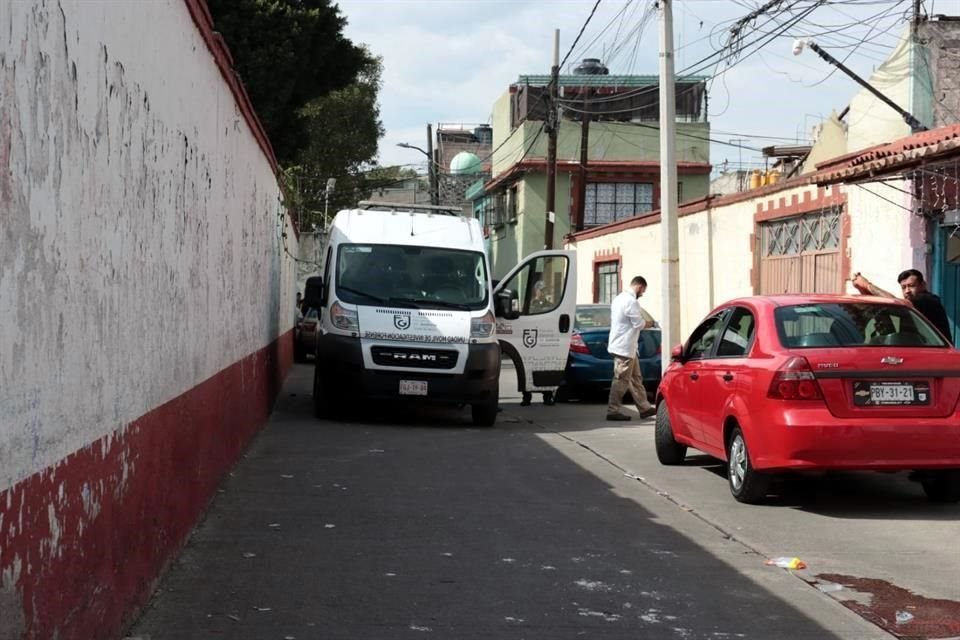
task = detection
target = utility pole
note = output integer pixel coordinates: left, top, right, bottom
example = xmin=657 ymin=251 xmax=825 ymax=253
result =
xmin=574 ymin=88 xmax=591 ymax=232
xmin=658 ymin=0 xmax=681 ymax=374
xmin=729 ymin=138 xmax=746 ymax=172
xmin=426 ymin=123 xmax=438 ymax=205
xmin=802 ymin=42 xmax=926 ymax=132
xmin=544 ymin=29 xmax=559 ymax=250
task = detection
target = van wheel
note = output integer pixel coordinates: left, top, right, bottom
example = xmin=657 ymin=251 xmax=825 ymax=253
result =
xmin=654 ymin=401 xmax=687 ymax=465
xmin=921 ymin=470 xmax=960 ymax=503
xmin=472 ymin=386 xmax=499 ymax=427
xmin=313 ymin=368 xmax=330 ymax=420
xmin=727 ymin=427 xmax=769 ymax=504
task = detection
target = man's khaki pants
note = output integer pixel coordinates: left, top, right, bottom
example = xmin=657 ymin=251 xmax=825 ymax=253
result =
xmin=607 ymin=355 xmax=654 ymax=416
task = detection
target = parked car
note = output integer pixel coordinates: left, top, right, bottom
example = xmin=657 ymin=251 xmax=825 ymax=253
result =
xmin=557 ymin=304 xmax=661 ymax=401
xmin=654 ymin=295 xmax=960 ymax=504
xmin=294 ymin=308 xmax=319 ymax=363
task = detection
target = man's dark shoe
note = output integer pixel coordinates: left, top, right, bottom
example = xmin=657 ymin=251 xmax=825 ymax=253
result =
xmin=606 ymin=413 xmax=632 ymax=422
xmin=638 ymin=407 xmax=657 ymax=419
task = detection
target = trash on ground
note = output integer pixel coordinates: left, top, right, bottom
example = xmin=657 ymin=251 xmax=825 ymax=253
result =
xmin=766 ymin=557 xmax=807 ymax=570
xmin=255 ymin=607 xmax=271 ymax=612
xmin=268 ymin=523 xmax=281 ymax=529
xmin=242 ymin=552 xmax=256 ymax=559
xmin=324 ymin=523 xmax=336 ymax=529
xmin=226 ymin=614 xmax=241 ymax=622
xmin=280 ymin=474 xmax=294 ymax=479
xmin=895 ymin=610 xmax=915 ymax=624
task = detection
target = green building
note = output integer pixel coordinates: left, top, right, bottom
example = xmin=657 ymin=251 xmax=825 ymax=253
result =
xmin=472 ymin=60 xmax=712 ymax=279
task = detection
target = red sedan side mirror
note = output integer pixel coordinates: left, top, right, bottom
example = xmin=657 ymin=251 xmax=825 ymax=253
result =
xmin=670 ymin=344 xmax=684 ymax=362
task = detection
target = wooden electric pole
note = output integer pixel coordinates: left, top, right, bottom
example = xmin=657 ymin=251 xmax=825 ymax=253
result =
xmin=544 ymin=29 xmax=559 ymax=249
xmin=426 ymin=123 xmax=438 ymax=205
xmin=575 ymin=88 xmax=590 ymax=232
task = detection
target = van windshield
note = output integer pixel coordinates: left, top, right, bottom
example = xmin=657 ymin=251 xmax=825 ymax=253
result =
xmin=336 ymin=244 xmax=489 ymax=311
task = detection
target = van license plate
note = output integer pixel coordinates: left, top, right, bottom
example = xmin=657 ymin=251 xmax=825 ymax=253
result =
xmin=399 ymin=380 xmax=428 ymax=396
xmin=853 ymin=381 xmax=929 ymax=406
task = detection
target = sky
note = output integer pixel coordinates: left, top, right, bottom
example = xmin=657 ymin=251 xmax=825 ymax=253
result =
xmin=334 ymin=0 xmax=919 ymax=172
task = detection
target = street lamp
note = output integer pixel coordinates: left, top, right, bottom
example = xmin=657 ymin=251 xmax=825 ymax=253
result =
xmin=792 ymin=39 xmax=927 ymax=133
xmin=397 ymin=140 xmax=439 ymax=205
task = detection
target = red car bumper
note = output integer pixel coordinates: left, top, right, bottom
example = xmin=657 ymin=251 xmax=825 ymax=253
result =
xmin=750 ymin=407 xmax=960 ymax=471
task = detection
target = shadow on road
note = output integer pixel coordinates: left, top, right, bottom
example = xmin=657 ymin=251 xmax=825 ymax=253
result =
xmin=131 ymin=365 xmax=855 ymax=639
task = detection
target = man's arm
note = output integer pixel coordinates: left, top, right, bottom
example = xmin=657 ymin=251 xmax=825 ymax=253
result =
xmin=851 ymin=273 xmax=897 ymax=299
xmin=624 ymin=300 xmax=648 ymax=330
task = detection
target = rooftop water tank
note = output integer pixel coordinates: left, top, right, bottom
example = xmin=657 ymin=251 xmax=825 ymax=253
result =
xmin=450 ymin=151 xmax=483 ymax=175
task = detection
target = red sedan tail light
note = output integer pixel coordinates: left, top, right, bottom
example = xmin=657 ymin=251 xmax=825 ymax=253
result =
xmin=768 ymin=356 xmax=823 ymax=400
xmin=569 ymin=332 xmax=591 ymax=354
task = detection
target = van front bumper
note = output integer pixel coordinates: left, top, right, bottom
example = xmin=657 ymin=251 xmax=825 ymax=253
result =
xmin=316 ymin=335 xmax=501 ymax=403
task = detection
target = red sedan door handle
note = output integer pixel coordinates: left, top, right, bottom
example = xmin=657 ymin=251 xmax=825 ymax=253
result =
xmin=722 ymin=373 xmax=734 ymax=382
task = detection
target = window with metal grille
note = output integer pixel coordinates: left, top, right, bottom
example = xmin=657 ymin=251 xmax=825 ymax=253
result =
xmin=761 ymin=209 xmax=841 ymax=256
xmin=584 ymin=182 xmax=654 ymax=227
xmin=594 ymin=261 xmax=620 ymax=304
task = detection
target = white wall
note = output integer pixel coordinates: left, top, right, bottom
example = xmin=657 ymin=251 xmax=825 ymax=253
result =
xmin=0 ymin=1 xmax=297 ymax=491
xmin=568 ymin=184 xmax=833 ymax=340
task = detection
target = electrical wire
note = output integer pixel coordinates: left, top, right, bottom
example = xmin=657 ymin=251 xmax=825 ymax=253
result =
xmin=559 ymin=0 xmax=605 ymax=72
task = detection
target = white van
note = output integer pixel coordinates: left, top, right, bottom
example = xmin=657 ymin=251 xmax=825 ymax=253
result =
xmin=303 ymin=201 xmax=577 ymax=426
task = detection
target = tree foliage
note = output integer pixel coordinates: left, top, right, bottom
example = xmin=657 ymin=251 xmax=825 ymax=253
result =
xmin=207 ymin=0 xmax=378 ymax=163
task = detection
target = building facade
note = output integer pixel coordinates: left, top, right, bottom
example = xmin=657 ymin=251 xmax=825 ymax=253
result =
xmin=476 ymin=62 xmax=712 ymax=279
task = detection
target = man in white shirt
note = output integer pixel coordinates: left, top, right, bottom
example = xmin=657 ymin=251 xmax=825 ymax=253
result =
xmin=607 ymin=276 xmax=656 ymax=421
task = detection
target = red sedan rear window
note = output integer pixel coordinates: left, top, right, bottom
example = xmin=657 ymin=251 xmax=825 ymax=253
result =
xmin=774 ymin=303 xmax=948 ymax=348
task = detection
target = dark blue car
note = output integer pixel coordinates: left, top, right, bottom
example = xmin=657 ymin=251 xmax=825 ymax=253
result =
xmin=557 ymin=304 xmax=662 ymax=402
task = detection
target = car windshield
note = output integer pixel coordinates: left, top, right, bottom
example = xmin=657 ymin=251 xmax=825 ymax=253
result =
xmin=575 ymin=307 xmax=611 ymax=329
xmin=574 ymin=305 xmax=657 ymax=330
xmin=775 ymin=302 xmax=948 ymax=348
xmin=336 ymin=244 xmax=489 ymax=311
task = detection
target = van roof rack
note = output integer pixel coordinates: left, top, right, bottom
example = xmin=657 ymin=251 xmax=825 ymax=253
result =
xmin=357 ymin=201 xmax=463 ymax=216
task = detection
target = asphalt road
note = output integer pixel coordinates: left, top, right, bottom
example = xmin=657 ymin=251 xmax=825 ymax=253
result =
xmin=129 ymin=364 xmax=893 ymax=640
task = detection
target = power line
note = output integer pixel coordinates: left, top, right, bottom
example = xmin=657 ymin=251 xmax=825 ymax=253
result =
xmin=559 ymin=0 xmax=605 ymax=72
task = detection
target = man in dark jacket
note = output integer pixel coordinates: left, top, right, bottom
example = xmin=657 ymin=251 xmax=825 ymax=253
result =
xmin=852 ymin=269 xmax=953 ymax=343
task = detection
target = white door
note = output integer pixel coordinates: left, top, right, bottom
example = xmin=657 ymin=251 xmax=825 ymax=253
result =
xmin=493 ymin=250 xmax=577 ymax=393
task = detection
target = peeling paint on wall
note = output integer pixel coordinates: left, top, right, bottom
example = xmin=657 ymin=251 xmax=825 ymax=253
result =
xmin=0 ymin=1 xmax=297 ymax=638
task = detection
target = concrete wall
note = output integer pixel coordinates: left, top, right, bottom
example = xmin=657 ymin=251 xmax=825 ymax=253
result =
xmin=919 ymin=18 xmax=960 ymax=129
xmin=0 ymin=2 xmax=297 ymax=638
xmin=492 ymin=117 xmax=711 ymax=177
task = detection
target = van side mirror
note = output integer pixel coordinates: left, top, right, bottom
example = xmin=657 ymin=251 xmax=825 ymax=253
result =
xmin=495 ymin=289 xmax=520 ymax=320
xmin=304 ymin=275 xmax=324 ymax=309
xmin=670 ymin=344 xmax=684 ymax=362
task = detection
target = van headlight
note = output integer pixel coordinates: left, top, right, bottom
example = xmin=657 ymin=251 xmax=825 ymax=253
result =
xmin=470 ymin=311 xmax=496 ymax=339
xmin=330 ymin=301 xmax=359 ymax=332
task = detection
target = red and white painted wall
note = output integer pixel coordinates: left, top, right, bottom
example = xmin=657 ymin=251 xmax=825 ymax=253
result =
xmin=0 ymin=2 xmax=298 ymax=638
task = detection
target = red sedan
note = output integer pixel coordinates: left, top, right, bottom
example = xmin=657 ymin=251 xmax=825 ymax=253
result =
xmin=655 ymin=295 xmax=960 ymax=504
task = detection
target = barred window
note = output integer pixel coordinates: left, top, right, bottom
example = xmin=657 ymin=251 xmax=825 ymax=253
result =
xmin=585 ymin=182 xmax=654 ymax=226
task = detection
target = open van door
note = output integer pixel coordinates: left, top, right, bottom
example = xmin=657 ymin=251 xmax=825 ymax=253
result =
xmin=493 ymin=250 xmax=577 ymax=400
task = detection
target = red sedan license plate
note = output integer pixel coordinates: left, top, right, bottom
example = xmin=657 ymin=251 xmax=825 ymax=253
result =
xmin=853 ymin=381 xmax=930 ymax=406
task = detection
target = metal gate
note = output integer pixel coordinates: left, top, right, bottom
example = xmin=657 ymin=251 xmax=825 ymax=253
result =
xmin=758 ymin=208 xmax=842 ymax=295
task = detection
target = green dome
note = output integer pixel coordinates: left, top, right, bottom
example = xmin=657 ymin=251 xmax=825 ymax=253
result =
xmin=450 ymin=151 xmax=483 ymax=175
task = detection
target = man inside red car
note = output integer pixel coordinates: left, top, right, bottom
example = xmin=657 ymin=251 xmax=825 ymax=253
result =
xmin=606 ymin=276 xmax=657 ymax=421
xmin=852 ymin=269 xmax=953 ymax=343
